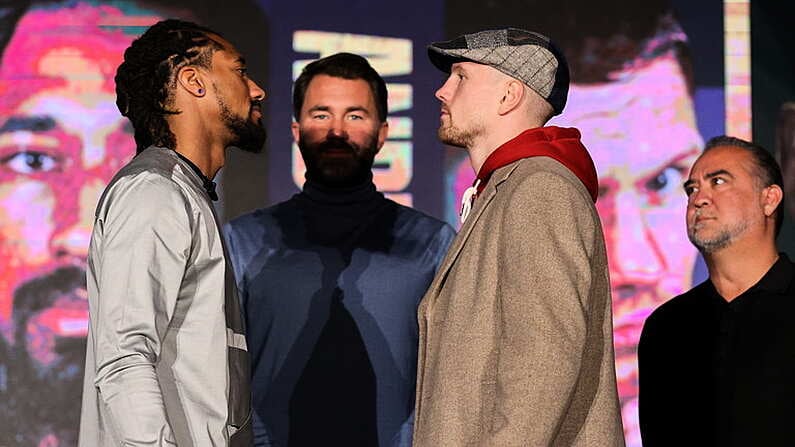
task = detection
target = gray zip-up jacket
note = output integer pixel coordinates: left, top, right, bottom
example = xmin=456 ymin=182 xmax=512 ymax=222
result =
xmin=78 ymin=146 xmax=252 ymax=446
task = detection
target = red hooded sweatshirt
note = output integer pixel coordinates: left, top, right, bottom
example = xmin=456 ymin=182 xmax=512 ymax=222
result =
xmin=474 ymin=126 xmax=599 ymax=203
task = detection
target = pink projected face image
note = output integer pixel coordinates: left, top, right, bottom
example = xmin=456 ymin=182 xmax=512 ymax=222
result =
xmin=446 ymin=52 xmax=702 ymax=445
xmin=0 ymin=3 xmax=162 ymax=445
xmin=555 ymin=52 xmax=702 ymax=443
xmin=0 ymin=4 xmax=140 ymax=348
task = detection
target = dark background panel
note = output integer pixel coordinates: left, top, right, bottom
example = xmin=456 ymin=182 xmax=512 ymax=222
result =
xmin=752 ymin=0 xmax=795 ymax=254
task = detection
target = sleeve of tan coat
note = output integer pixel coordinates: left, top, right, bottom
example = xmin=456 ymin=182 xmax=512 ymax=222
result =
xmin=485 ymin=169 xmax=599 ymax=445
xmin=89 ymin=174 xmax=191 ymax=446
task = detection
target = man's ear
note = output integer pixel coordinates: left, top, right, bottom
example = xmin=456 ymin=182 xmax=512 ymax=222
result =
xmin=291 ymin=121 xmax=301 ymax=145
xmin=176 ymin=66 xmax=206 ymax=97
xmin=762 ymin=184 xmax=784 ymax=218
xmin=374 ymin=121 xmax=389 ymax=154
xmin=497 ymin=79 xmax=525 ymax=115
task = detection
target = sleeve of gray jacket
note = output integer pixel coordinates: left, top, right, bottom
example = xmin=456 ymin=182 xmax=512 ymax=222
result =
xmin=89 ymin=174 xmax=192 ymax=445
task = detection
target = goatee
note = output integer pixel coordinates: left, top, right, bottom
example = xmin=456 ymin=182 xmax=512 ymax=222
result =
xmin=216 ymin=88 xmax=267 ymax=153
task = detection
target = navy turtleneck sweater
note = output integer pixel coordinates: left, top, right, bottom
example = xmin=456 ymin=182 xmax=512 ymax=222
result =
xmin=224 ymin=177 xmax=454 ymax=447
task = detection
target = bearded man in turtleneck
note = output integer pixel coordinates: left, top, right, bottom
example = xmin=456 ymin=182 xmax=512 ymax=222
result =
xmin=224 ymin=53 xmax=454 ymax=447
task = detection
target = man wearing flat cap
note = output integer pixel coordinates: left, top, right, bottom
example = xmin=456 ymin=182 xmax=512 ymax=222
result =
xmin=413 ymin=28 xmax=625 ymax=445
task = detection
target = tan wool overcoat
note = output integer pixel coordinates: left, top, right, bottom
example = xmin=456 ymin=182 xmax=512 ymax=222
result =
xmin=413 ymin=156 xmax=625 ymax=446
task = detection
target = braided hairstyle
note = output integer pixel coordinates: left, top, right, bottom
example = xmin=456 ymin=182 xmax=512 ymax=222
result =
xmin=115 ymin=19 xmax=223 ymax=154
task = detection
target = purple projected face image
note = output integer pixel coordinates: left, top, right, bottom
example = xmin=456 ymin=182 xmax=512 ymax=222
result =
xmin=445 ymin=51 xmax=703 ymax=446
xmin=555 ymin=52 xmax=702 ymax=444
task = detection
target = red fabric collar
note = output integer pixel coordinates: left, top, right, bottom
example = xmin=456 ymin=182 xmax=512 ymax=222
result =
xmin=475 ymin=126 xmax=599 ymax=202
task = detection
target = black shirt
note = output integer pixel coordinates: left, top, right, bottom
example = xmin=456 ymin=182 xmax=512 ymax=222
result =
xmin=638 ymin=254 xmax=795 ymax=447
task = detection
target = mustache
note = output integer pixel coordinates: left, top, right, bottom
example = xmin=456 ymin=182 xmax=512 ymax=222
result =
xmin=12 ymin=265 xmax=86 ymax=320
xmin=315 ymin=135 xmax=358 ymax=153
xmin=691 ymin=209 xmax=714 ymax=221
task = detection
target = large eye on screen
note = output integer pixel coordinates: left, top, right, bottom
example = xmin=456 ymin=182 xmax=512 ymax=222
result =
xmin=1 ymin=150 xmax=61 ymax=174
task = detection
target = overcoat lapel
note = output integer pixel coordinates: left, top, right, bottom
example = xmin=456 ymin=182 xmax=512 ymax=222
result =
xmin=423 ymin=162 xmax=522 ymax=307
xmin=414 ymin=161 xmax=522 ymax=429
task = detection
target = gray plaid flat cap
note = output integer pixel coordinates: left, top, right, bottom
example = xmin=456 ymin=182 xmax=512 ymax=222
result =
xmin=428 ymin=28 xmax=569 ymax=115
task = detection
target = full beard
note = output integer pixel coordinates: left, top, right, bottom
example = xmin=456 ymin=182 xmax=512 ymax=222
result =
xmin=10 ymin=265 xmax=87 ymax=381
xmin=5 ymin=266 xmax=87 ymax=446
xmin=298 ymin=132 xmax=378 ymax=188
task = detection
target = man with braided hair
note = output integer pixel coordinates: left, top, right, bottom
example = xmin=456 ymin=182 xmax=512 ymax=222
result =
xmin=78 ymin=18 xmax=266 ymax=446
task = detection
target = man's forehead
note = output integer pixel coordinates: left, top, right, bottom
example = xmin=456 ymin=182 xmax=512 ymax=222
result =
xmin=0 ymin=52 xmax=118 ymax=118
xmin=552 ymin=53 xmax=700 ymax=175
xmin=209 ymin=35 xmax=243 ymax=61
xmin=691 ymin=146 xmax=751 ymax=176
xmin=0 ymin=21 xmax=133 ymax=113
xmin=2 ymin=26 xmax=131 ymax=86
xmin=300 ymin=76 xmax=377 ymax=119
xmin=310 ymin=77 xmax=375 ymax=105
xmin=213 ymin=50 xmax=244 ymax=66
xmin=0 ymin=1 xmax=170 ymax=88
xmin=561 ymin=54 xmax=689 ymax=120
xmin=450 ymin=61 xmax=493 ymax=74
xmin=450 ymin=61 xmax=473 ymax=70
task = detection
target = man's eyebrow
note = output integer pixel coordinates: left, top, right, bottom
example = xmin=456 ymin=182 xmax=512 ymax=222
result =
xmin=704 ymin=169 xmax=734 ymax=180
xmin=0 ymin=116 xmax=56 ymax=134
xmin=236 ymin=56 xmax=247 ymax=66
xmin=345 ymin=106 xmax=369 ymax=114
xmin=307 ymin=105 xmax=330 ymax=113
xmin=306 ymin=105 xmax=370 ymax=114
xmin=682 ymin=169 xmax=735 ymax=191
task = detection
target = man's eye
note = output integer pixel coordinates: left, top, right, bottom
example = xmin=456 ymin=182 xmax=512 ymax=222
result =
xmin=646 ymin=166 xmax=684 ymax=194
xmin=712 ymin=177 xmax=726 ymax=185
xmin=348 ymin=114 xmax=363 ymax=121
xmin=1 ymin=151 xmax=59 ymax=174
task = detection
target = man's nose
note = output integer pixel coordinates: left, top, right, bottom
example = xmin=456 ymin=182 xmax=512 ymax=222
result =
xmin=434 ymin=86 xmax=445 ymax=102
xmin=50 ymin=179 xmax=104 ymax=261
xmin=608 ymin=190 xmax=665 ymax=284
xmin=690 ymin=187 xmax=710 ymax=209
xmin=435 ymin=76 xmax=454 ymax=102
xmin=249 ymin=79 xmax=266 ymax=101
xmin=327 ymin=118 xmax=347 ymax=138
